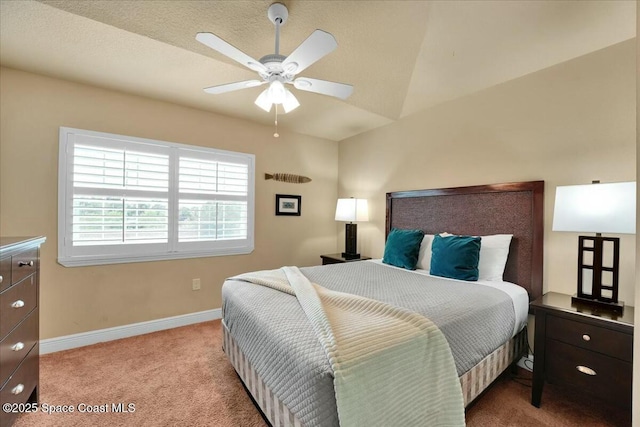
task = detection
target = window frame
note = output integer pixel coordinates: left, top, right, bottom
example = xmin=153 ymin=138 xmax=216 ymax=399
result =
xmin=58 ymin=127 xmax=255 ymax=267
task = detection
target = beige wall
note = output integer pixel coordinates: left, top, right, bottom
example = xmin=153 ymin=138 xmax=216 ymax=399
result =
xmin=339 ymin=39 xmax=636 ymax=303
xmin=0 ymin=67 xmax=338 ymax=339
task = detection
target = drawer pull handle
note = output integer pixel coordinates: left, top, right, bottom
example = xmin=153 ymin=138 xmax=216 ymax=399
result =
xmin=582 ymin=334 xmax=591 ymax=342
xmin=18 ymin=261 xmax=33 ymax=267
xmin=11 ymin=384 xmax=24 ymax=395
xmin=11 ymin=342 xmax=25 ymax=351
xmin=0 ymin=275 xmax=3 ymax=283
xmin=576 ymin=365 xmax=597 ymax=376
xmin=11 ymin=300 xmax=25 ymax=308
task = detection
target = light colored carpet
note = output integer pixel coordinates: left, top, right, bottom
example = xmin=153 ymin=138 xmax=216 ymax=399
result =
xmin=13 ymin=320 xmax=630 ymax=426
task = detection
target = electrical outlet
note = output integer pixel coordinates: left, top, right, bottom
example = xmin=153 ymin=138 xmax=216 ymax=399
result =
xmin=517 ymin=354 xmax=534 ymax=372
xmin=192 ymin=278 xmax=201 ymax=291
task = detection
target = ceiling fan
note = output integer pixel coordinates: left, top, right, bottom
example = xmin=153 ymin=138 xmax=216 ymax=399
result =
xmin=196 ymin=2 xmax=353 ymax=114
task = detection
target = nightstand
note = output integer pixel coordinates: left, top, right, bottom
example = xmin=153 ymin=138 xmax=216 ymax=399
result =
xmin=531 ymin=292 xmax=634 ymax=410
xmin=320 ymin=253 xmax=371 ymax=265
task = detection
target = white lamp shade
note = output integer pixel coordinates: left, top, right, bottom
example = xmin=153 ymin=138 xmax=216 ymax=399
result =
xmin=267 ymin=80 xmax=287 ymax=104
xmin=335 ymin=198 xmax=369 ymax=222
xmin=255 ymin=89 xmax=272 ymax=112
xmin=282 ymin=90 xmax=300 ymax=113
xmin=552 ymin=182 xmax=636 ymax=234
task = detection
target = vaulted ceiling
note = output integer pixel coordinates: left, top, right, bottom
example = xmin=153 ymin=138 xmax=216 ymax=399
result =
xmin=0 ymin=1 xmax=635 ymax=141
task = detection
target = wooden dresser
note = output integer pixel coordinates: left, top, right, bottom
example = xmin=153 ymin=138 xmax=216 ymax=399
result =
xmin=0 ymin=236 xmax=45 ymax=427
xmin=531 ymin=292 xmax=634 ymax=410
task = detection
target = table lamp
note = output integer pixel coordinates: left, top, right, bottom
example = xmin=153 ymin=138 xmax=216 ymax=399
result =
xmin=335 ymin=198 xmax=369 ymax=259
xmin=552 ymin=181 xmax=636 ymax=312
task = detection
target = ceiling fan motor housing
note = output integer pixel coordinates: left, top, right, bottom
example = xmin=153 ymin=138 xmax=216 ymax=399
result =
xmin=259 ymin=54 xmax=298 ymax=82
xmin=260 ymin=54 xmax=286 ymax=67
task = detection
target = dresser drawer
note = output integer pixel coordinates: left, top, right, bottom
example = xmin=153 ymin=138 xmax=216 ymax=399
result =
xmin=0 ymin=310 xmax=38 ymax=387
xmin=546 ymin=314 xmax=632 ymax=362
xmin=546 ymin=339 xmax=632 ymax=408
xmin=0 ymin=275 xmax=37 ymax=338
xmin=0 ymin=256 xmax=11 ymax=293
xmin=0 ymin=347 xmax=39 ymax=427
xmin=11 ymin=247 xmax=37 ymax=287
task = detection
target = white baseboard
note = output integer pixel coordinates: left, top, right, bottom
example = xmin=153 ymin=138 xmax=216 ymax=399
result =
xmin=40 ymin=308 xmax=222 ymax=354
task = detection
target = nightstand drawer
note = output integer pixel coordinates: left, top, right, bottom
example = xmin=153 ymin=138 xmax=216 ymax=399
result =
xmin=546 ymin=314 xmax=632 ymax=362
xmin=546 ymin=339 xmax=632 ymax=407
xmin=0 ymin=310 xmax=38 ymax=386
xmin=0 ymin=275 xmax=37 ymax=338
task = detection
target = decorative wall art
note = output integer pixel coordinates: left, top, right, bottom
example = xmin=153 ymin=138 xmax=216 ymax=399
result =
xmin=275 ymin=194 xmax=302 ymax=216
xmin=265 ymin=173 xmax=312 ymax=184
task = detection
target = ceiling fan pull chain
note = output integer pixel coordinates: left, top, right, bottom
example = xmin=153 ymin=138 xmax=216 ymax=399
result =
xmin=274 ymin=104 xmax=280 ymax=138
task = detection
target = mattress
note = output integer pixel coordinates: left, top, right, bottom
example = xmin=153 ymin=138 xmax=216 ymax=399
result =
xmin=222 ymin=261 xmax=528 ymax=427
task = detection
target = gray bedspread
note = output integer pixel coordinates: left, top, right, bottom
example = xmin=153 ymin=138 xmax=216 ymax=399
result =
xmin=222 ymin=261 xmax=515 ymax=427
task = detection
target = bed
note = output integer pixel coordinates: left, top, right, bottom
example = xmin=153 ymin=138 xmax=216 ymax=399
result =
xmin=221 ymin=181 xmax=544 ymax=427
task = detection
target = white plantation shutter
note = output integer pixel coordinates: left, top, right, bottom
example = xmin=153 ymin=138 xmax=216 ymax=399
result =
xmin=175 ymin=150 xmax=251 ymax=250
xmin=58 ymin=128 xmax=254 ymax=267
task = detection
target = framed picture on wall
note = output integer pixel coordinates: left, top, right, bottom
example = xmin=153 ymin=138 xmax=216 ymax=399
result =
xmin=275 ymin=194 xmax=301 ymax=216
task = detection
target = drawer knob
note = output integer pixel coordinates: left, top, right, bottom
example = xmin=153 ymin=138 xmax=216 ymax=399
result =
xmin=11 ymin=300 xmax=25 ymax=308
xmin=18 ymin=261 xmax=33 ymax=267
xmin=11 ymin=342 xmax=25 ymax=352
xmin=11 ymin=384 xmax=24 ymax=395
xmin=576 ymin=365 xmax=597 ymax=376
xmin=0 ymin=275 xmax=3 ymax=283
xmin=582 ymin=334 xmax=591 ymax=342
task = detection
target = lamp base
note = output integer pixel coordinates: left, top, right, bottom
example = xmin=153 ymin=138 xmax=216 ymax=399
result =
xmin=341 ymin=252 xmax=361 ymax=260
xmin=342 ymin=223 xmax=359 ymax=260
xmin=571 ymin=294 xmax=624 ymax=313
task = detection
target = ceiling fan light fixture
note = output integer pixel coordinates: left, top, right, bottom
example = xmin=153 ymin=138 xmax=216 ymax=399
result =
xmin=267 ymin=80 xmax=287 ymax=104
xmin=255 ymin=89 xmax=273 ymax=112
xmin=282 ymin=90 xmax=300 ymax=113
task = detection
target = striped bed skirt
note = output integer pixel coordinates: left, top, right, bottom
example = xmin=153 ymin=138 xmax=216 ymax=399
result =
xmin=222 ymin=320 xmax=527 ymax=427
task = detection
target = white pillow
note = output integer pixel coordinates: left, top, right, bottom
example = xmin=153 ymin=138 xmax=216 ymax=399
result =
xmin=477 ymin=234 xmax=513 ymax=281
xmin=419 ymin=233 xmax=512 ymax=280
xmin=416 ymin=234 xmax=435 ymax=271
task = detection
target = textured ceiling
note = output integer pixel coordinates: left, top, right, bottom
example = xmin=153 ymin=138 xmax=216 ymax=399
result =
xmin=0 ymin=0 xmax=636 ymax=141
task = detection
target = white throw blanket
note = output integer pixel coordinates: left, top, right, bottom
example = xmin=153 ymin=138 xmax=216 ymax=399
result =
xmin=231 ymin=266 xmax=465 ymax=426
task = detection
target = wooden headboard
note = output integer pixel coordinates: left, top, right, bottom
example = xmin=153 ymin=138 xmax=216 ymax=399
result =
xmin=386 ymin=181 xmax=544 ymax=301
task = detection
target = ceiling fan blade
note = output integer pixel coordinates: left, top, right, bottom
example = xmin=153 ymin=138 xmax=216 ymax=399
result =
xmin=196 ymin=32 xmax=267 ymax=73
xmin=204 ymin=80 xmax=264 ymax=95
xmin=293 ymin=78 xmax=353 ymax=100
xmin=282 ymin=30 xmax=337 ymax=75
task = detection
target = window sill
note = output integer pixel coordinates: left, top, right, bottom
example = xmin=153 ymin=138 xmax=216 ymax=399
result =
xmin=57 ymin=247 xmax=254 ymax=267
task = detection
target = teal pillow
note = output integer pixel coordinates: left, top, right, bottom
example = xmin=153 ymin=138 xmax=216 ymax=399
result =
xmin=382 ymin=228 xmax=425 ymax=270
xmin=430 ymin=234 xmax=481 ymax=281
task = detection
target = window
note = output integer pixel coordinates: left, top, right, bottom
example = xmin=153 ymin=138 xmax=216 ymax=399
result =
xmin=58 ymin=127 xmax=254 ymax=267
